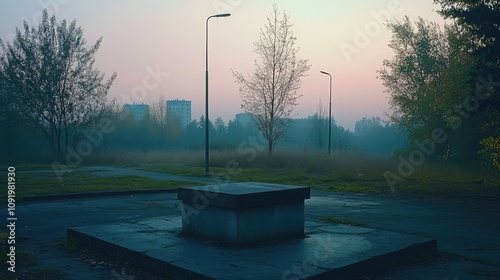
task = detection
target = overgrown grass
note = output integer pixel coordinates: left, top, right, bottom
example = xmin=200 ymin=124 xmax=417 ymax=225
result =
xmin=84 ymin=148 xmax=495 ymax=177
xmin=89 ymin=148 xmax=395 ymax=174
xmin=110 ymin=149 xmax=499 ymax=200
xmin=5 ymin=148 xmax=500 ymax=200
xmin=0 ymin=170 xmax=204 ymax=201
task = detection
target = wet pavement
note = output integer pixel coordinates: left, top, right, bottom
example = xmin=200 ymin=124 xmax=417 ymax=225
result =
xmin=2 ymin=167 xmax=500 ymax=279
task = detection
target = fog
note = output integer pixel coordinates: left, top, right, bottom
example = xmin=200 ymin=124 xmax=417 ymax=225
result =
xmin=0 ymin=107 xmax=406 ymax=163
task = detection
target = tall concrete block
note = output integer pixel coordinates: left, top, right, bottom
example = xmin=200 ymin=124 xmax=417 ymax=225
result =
xmin=178 ymin=182 xmax=310 ymax=245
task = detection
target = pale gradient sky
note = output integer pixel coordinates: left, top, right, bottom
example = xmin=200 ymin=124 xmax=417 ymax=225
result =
xmin=0 ymin=0 xmax=447 ymax=130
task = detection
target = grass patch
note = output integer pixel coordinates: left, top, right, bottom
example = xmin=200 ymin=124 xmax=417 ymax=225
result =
xmin=7 ymin=149 xmax=500 ymax=200
xmin=0 ymin=229 xmax=36 ymax=266
xmin=318 ymin=216 xmax=367 ymax=227
xmin=0 ymin=171 xmax=204 ymax=201
xmin=136 ymin=162 xmax=500 ymax=200
xmin=0 ymin=229 xmax=64 ymax=280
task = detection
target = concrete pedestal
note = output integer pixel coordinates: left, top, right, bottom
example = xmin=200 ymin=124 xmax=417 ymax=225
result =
xmin=177 ymin=182 xmax=310 ymax=245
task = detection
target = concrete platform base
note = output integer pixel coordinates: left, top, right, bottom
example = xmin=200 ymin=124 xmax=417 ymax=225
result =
xmin=178 ymin=183 xmax=310 ymax=245
xmin=67 ymin=216 xmax=436 ymax=280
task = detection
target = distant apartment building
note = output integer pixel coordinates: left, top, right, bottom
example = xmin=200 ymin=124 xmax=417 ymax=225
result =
xmin=122 ymin=103 xmax=150 ymax=120
xmin=235 ymin=113 xmax=252 ymax=127
xmin=166 ymin=99 xmax=191 ymax=127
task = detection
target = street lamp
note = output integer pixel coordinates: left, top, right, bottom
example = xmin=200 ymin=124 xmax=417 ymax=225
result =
xmin=320 ymin=71 xmax=332 ymax=155
xmin=205 ymin=13 xmax=231 ymax=175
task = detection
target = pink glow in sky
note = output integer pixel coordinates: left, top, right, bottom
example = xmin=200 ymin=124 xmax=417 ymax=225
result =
xmin=0 ymin=0 xmax=448 ymax=130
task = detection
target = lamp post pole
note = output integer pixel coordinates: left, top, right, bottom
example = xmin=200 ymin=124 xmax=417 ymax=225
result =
xmin=205 ymin=13 xmax=231 ymax=175
xmin=320 ymin=71 xmax=332 ymax=155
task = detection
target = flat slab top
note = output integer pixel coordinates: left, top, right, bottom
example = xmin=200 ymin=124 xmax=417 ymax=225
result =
xmin=177 ymin=182 xmax=310 ymax=209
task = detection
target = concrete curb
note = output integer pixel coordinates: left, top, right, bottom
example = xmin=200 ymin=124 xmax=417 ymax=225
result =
xmin=22 ymin=188 xmax=178 ymax=202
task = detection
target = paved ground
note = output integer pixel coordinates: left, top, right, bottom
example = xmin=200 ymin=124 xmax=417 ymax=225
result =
xmin=2 ymin=166 xmax=500 ymax=279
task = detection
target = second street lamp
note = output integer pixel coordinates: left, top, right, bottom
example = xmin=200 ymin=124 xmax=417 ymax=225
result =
xmin=320 ymin=70 xmax=332 ymax=155
xmin=205 ymin=13 xmax=231 ymax=175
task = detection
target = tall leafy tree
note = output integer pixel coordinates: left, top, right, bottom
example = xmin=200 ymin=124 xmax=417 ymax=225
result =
xmin=0 ymin=71 xmax=21 ymax=157
xmin=435 ymin=0 xmax=500 ymax=168
xmin=233 ymin=4 xmax=311 ymax=154
xmin=379 ymin=17 xmax=449 ymax=137
xmin=434 ymin=0 xmax=499 ymax=69
xmin=378 ymin=17 xmax=480 ymax=160
xmin=0 ymin=9 xmax=116 ymax=155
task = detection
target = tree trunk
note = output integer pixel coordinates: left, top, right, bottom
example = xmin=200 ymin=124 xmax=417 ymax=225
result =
xmin=268 ymin=140 xmax=273 ymax=155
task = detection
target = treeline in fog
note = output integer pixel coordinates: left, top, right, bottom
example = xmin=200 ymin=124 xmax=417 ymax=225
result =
xmin=0 ymin=103 xmax=407 ymax=162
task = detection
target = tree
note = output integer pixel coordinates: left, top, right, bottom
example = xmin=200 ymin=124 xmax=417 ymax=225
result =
xmin=377 ymin=17 xmax=480 ymax=160
xmin=233 ymin=4 xmax=311 ymax=154
xmin=150 ymin=96 xmax=167 ymax=129
xmin=330 ymin=124 xmax=352 ymax=151
xmin=0 ymin=9 xmax=116 ymax=155
xmin=353 ymin=117 xmax=406 ymax=155
xmin=378 ymin=17 xmax=449 ymax=137
xmin=434 ymin=0 xmax=500 ymax=70
xmin=435 ymin=0 xmax=500 ymax=168
xmin=0 ymin=72 xmax=24 ymax=158
xmin=310 ymin=99 xmax=328 ymax=149
xmin=354 ymin=117 xmax=382 ymax=135
xmin=212 ymin=117 xmax=227 ymax=149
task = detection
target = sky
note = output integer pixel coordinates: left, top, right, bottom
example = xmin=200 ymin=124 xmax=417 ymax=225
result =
xmin=0 ymin=0 xmax=448 ymax=130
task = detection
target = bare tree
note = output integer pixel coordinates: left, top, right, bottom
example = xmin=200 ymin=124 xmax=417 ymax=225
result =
xmin=310 ymin=99 xmax=328 ymax=149
xmin=233 ymin=4 xmax=311 ymax=154
xmin=0 ymin=9 xmax=116 ymax=155
xmin=150 ymin=96 xmax=167 ymax=129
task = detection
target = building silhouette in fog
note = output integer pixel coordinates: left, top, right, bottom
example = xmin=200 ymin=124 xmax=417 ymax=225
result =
xmin=235 ymin=113 xmax=252 ymax=127
xmin=166 ymin=99 xmax=191 ymax=127
xmin=122 ymin=103 xmax=149 ymax=120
